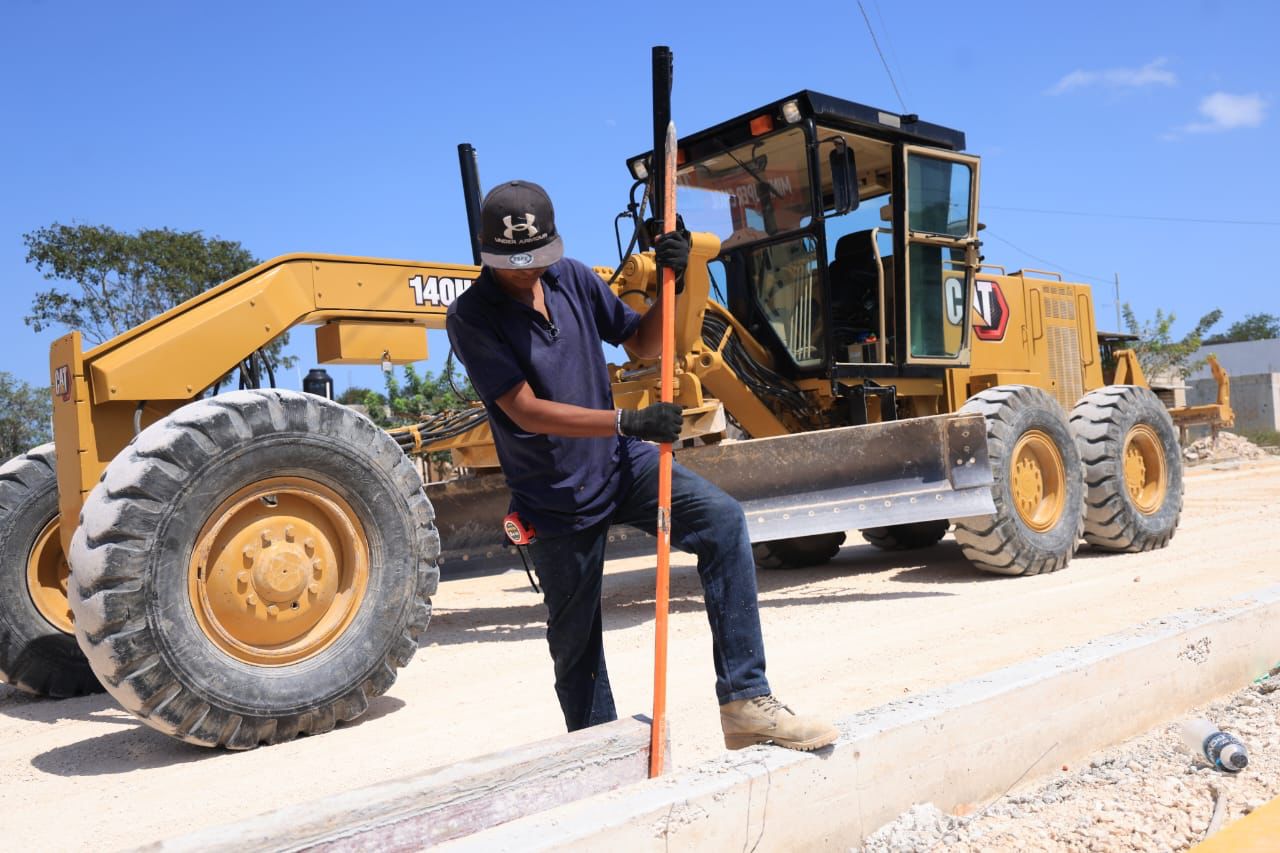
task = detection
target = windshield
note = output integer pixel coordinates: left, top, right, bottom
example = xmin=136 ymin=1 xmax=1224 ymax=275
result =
xmin=676 ymin=127 xmax=813 ymax=251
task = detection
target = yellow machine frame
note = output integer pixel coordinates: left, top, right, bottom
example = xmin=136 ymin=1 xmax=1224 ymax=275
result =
xmin=49 ymin=238 xmax=1198 ymax=560
xmin=50 ymin=254 xmax=475 ymax=552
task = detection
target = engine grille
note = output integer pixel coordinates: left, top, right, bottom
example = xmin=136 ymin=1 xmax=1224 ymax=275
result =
xmin=1043 ymin=286 xmax=1082 ymax=409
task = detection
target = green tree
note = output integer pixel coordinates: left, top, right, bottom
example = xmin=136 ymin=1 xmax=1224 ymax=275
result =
xmin=377 ymin=363 xmax=478 ymax=480
xmin=336 ymin=363 xmax=477 ymax=431
xmin=1121 ymin=303 xmax=1222 ymax=379
xmin=337 ymin=386 xmax=392 ymax=427
xmin=382 ymin=362 xmax=476 ymax=426
xmin=1203 ymin=312 xmax=1280 ymax=345
xmin=24 ymin=222 xmax=294 ymax=368
xmin=0 ymin=372 xmax=52 ymax=459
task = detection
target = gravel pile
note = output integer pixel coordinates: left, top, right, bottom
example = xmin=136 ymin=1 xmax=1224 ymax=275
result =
xmin=859 ymin=666 xmax=1280 ymax=852
xmin=1183 ymin=432 xmax=1268 ymax=465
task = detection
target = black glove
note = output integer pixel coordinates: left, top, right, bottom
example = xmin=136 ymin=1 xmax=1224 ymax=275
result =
xmin=653 ymin=230 xmax=690 ymax=274
xmin=650 ymin=225 xmax=691 ymax=295
xmin=619 ymin=402 xmax=683 ymax=444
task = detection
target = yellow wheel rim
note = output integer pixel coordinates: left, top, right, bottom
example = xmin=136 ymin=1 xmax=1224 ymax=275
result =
xmin=1123 ymin=424 xmax=1167 ymax=515
xmin=188 ymin=477 xmax=370 ymax=666
xmin=26 ymin=517 xmax=74 ymax=634
xmin=1010 ymin=430 xmax=1066 ymax=533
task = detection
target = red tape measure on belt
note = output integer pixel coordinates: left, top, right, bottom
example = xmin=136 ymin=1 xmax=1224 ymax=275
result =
xmin=503 ymin=512 xmax=536 ymax=546
xmin=503 ymin=513 xmax=540 ymax=594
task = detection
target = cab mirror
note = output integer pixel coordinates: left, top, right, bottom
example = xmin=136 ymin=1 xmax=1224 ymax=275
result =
xmin=829 ymin=140 xmax=859 ymax=214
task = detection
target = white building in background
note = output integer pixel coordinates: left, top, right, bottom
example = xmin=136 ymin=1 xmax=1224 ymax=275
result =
xmin=1186 ymin=339 xmax=1280 ymax=382
xmin=1186 ymin=338 xmax=1280 ymax=433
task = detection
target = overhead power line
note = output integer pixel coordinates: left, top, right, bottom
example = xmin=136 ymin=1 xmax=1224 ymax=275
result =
xmin=870 ymin=0 xmax=908 ymax=106
xmin=857 ymin=0 xmax=906 ymax=112
xmin=985 ymin=204 xmax=1280 ymax=228
xmin=982 ymin=230 xmax=1113 ymax=285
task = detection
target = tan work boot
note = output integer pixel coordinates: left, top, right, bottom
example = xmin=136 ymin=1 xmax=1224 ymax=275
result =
xmin=720 ymin=694 xmax=838 ymax=751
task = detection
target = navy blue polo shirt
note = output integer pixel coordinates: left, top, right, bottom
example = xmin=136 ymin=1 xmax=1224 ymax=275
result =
xmin=446 ymin=258 xmax=658 ymax=537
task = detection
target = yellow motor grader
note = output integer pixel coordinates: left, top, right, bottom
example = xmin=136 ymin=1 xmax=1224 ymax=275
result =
xmin=1 ymin=90 xmax=1190 ymax=749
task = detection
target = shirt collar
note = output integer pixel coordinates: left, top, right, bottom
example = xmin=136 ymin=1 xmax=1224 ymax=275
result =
xmin=473 ymin=261 xmax=564 ymax=308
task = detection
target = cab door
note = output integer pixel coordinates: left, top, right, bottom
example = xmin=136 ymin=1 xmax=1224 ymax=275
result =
xmin=900 ymin=147 xmax=982 ymax=366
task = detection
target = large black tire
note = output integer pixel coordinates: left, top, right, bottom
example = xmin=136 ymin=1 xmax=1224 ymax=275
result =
xmin=0 ymin=444 xmax=101 ymax=697
xmin=952 ymin=386 xmax=1084 ymax=576
xmin=752 ymin=532 xmax=846 ymax=570
xmin=68 ymin=390 xmax=439 ymax=748
xmin=1070 ymin=385 xmax=1183 ymax=552
xmin=860 ymin=520 xmax=950 ymax=551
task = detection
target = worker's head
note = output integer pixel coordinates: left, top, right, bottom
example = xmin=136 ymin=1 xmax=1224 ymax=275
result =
xmin=479 ymin=180 xmax=563 ymax=272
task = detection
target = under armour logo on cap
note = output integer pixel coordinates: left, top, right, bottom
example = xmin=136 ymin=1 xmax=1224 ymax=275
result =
xmin=480 ymin=180 xmax=564 ymax=270
xmin=503 ymin=214 xmax=539 ymax=240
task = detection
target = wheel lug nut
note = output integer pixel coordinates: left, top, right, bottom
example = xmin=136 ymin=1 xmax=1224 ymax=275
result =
xmin=308 ymin=582 xmax=320 ymax=594
xmin=247 ymin=594 xmax=258 ymax=606
xmin=261 ymin=530 xmax=272 ymax=547
xmin=304 ymin=538 xmax=316 ymax=555
xmin=312 ymin=559 xmax=322 ymax=577
xmin=267 ymin=604 xmax=279 ymax=616
xmin=243 ymin=545 xmax=256 ymax=561
xmin=237 ymin=571 xmax=249 ymax=584
xmin=285 ymin=525 xmax=295 ymax=542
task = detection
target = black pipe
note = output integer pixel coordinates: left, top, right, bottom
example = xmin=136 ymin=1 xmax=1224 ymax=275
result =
xmin=650 ymin=46 xmax=673 ymax=231
xmin=457 ymin=143 xmax=484 ymax=266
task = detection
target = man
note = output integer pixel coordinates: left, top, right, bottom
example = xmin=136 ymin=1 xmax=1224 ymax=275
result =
xmin=446 ymin=179 xmax=837 ymax=751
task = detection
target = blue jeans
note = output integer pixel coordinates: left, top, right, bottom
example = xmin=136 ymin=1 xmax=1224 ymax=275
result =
xmin=526 ymin=456 xmax=771 ymax=731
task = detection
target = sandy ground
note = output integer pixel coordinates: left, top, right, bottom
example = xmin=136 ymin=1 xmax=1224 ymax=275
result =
xmin=1 ymin=459 xmax=1277 ymax=851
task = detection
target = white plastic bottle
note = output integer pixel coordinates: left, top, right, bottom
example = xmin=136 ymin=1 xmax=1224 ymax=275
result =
xmin=1180 ymin=718 xmax=1249 ymax=772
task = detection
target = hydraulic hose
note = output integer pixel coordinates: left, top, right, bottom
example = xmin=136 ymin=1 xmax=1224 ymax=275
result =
xmin=386 ymin=407 xmax=489 ymax=455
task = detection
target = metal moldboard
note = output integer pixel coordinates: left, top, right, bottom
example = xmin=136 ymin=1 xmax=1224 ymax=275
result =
xmin=429 ymin=413 xmax=994 ymax=576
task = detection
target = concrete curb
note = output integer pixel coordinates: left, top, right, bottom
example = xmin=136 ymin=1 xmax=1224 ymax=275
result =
xmin=443 ymin=584 xmax=1280 ymax=851
xmin=145 ymin=717 xmax=664 ymax=852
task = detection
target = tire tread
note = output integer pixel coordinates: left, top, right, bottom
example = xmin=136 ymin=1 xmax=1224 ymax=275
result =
xmin=952 ymin=386 xmax=1085 ymax=576
xmin=68 ymin=390 xmax=439 ymax=748
xmin=752 ymin=532 xmax=846 ymax=570
xmin=860 ymin=520 xmax=950 ymax=551
xmin=0 ymin=443 xmax=102 ymax=697
xmin=1069 ymin=385 xmax=1183 ymax=552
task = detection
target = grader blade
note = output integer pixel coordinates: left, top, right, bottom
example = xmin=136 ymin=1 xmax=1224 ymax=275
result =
xmin=681 ymin=411 xmax=993 ymax=539
xmin=428 ymin=412 xmax=994 ymax=575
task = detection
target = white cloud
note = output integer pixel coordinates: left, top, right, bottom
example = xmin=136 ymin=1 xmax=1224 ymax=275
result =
xmin=1046 ymin=58 xmax=1176 ymax=95
xmin=1182 ymin=92 xmax=1266 ymax=132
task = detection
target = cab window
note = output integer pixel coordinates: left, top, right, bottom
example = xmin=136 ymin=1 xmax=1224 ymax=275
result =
xmin=905 ymin=153 xmax=976 ymax=359
xmin=819 ymin=130 xmax=895 ymax=364
xmin=908 ymin=156 xmax=972 ymax=237
xmin=743 ymin=235 xmax=825 ymax=368
xmin=676 ymin=127 xmax=812 ymax=250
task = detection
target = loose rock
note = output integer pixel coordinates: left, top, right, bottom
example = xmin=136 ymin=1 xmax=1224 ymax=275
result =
xmin=859 ymin=678 xmax=1280 ymax=851
xmin=1183 ymin=432 xmax=1268 ymax=466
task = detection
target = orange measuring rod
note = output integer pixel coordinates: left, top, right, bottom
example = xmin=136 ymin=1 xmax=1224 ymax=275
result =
xmin=649 ymin=44 xmax=676 ymax=779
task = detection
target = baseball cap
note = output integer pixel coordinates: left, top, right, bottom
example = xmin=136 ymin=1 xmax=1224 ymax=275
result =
xmin=479 ymin=180 xmax=564 ymax=269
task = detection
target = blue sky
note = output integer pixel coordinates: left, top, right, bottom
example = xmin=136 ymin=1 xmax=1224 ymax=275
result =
xmin=2 ymin=0 xmax=1276 ymax=393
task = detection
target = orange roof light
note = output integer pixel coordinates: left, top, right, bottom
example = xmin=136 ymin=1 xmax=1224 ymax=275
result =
xmin=749 ymin=114 xmax=774 ymax=136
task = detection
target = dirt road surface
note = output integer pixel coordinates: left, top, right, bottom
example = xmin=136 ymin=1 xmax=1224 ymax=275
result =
xmin=3 ymin=459 xmax=1277 ymax=850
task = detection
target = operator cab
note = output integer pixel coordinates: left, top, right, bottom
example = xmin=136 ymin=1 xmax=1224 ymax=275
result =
xmin=629 ymin=91 xmax=982 ymax=380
